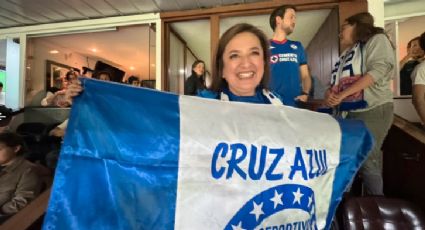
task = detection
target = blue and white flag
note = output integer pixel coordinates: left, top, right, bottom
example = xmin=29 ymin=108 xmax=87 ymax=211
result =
xmin=43 ymin=78 xmax=372 ymax=230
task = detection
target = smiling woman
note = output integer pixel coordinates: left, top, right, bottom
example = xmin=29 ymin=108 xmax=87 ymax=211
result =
xmin=198 ymin=23 xmax=282 ymax=105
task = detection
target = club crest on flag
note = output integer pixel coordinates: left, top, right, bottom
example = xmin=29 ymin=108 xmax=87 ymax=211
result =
xmin=226 ymin=184 xmax=317 ymax=230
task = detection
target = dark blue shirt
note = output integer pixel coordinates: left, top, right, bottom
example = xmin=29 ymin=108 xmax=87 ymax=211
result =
xmin=198 ymin=87 xmax=282 ymax=105
xmin=269 ymin=39 xmax=307 ymax=107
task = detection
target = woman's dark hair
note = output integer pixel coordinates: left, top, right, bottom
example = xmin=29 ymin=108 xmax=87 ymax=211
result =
xmin=0 ymin=132 xmax=27 ymax=156
xmin=128 ymin=76 xmax=139 ymax=84
xmin=65 ymin=70 xmax=78 ymax=82
xmin=191 ymin=60 xmax=205 ymax=77
xmin=93 ymin=70 xmax=112 ymax=80
xmin=269 ymin=4 xmax=297 ymax=31
xmin=407 ymin=36 xmax=420 ymax=49
xmin=345 ymin=12 xmax=386 ymax=43
xmin=420 ymin=32 xmax=425 ymax=51
xmin=210 ymin=23 xmax=270 ymax=92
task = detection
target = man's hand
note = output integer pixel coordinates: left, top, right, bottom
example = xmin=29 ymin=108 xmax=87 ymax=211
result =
xmin=295 ymin=94 xmax=308 ymax=102
xmin=62 ymin=79 xmax=84 ymax=107
xmin=49 ymin=127 xmax=65 ymax=137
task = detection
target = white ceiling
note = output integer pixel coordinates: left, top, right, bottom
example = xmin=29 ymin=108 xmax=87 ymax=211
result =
xmin=1 ymin=0 xmax=423 ymax=77
xmin=171 ymin=9 xmax=331 ymax=71
xmin=33 ymin=25 xmax=155 ymax=78
xmin=10 ymin=0 xmax=420 ymax=31
xmin=0 ymin=0 xmax=269 ymax=29
xmin=384 ymin=0 xmax=425 ymax=19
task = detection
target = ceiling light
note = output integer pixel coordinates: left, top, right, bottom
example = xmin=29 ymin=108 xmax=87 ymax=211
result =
xmin=130 ymin=66 xmax=135 ymax=70
xmin=49 ymin=50 xmax=59 ymax=54
xmin=91 ymin=48 xmax=97 ymax=53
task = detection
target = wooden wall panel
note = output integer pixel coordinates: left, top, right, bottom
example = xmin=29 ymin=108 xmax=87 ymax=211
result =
xmin=383 ymin=116 xmax=425 ymax=211
xmin=210 ymin=15 xmax=220 ymax=79
xmin=306 ymin=8 xmax=339 ymax=95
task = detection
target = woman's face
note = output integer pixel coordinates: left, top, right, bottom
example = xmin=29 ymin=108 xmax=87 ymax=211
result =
xmin=222 ymin=32 xmax=264 ymax=96
xmin=410 ymin=39 xmax=425 ymax=58
xmin=193 ymin=63 xmax=205 ymax=77
xmin=0 ymin=143 xmax=19 ymax=165
xmin=339 ymin=21 xmax=355 ymax=47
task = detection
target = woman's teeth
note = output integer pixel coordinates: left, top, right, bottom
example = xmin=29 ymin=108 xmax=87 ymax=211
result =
xmin=237 ymin=71 xmax=254 ymax=79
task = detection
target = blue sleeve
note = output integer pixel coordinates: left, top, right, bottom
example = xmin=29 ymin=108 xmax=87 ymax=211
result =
xmin=298 ymin=42 xmax=307 ymax=65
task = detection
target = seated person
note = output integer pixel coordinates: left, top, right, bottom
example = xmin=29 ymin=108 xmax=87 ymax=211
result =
xmin=0 ymin=132 xmax=41 ymax=222
xmin=93 ymin=71 xmax=112 ymax=82
xmin=400 ymin=36 xmax=425 ymax=95
xmin=41 ymin=70 xmax=78 ymax=107
xmin=128 ymin=76 xmax=140 ymax=87
xmin=82 ymin=67 xmax=93 ymax=78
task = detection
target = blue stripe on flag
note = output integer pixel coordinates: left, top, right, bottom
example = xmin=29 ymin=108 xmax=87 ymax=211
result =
xmin=43 ymin=78 xmax=180 ymax=230
xmin=324 ymin=119 xmax=373 ymax=229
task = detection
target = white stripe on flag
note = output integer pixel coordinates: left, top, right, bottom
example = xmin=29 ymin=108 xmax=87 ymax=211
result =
xmin=175 ymin=95 xmax=342 ymax=229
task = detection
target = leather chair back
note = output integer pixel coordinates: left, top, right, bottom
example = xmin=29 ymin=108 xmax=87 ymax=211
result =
xmin=341 ymin=196 xmax=425 ymax=229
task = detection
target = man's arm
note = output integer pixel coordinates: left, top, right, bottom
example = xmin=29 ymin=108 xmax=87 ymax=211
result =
xmin=40 ymin=91 xmax=54 ymax=106
xmin=412 ymin=84 xmax=425 ymax=125
xmin=295 ymin=64 xmax=312 ymax=102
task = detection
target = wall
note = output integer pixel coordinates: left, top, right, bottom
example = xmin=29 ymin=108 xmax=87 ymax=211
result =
xmin=25 ymin=38 xmax=97 ymax=106
xmin=0 ymin=40 xmax=5 ymax=67
xmin=5 ymin=38 xmax=21 ymax=110
xmin=168 ymin=32 xmax=185 ymax=94
xmin=391 ymin=15 xmax=425 ymax=123
xmin=397 ymin=15 xmax=425 ymax=59
xmin=368 ymin=0 xmax=384 ymax=27
xmin=306 ymin=8 xmax=339 ymax=99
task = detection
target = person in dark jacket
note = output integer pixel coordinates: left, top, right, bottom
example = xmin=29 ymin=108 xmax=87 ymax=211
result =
xmin=400 ymin=36 xmax=424 ymax=95
xmin=184 ymin=60 xmax=206 ymax=95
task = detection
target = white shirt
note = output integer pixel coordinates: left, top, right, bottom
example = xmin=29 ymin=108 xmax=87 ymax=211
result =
xmin=412 ymin=61 xmax=425 ymax=85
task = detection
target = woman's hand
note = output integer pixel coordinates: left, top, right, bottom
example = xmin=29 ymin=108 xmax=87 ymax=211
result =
xmin=324 ymin=91 xmax=345 ymax=107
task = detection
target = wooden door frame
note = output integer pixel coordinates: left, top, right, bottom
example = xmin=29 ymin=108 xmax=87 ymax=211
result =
xmin=160 ymin=0 xmax=367 ymax=91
